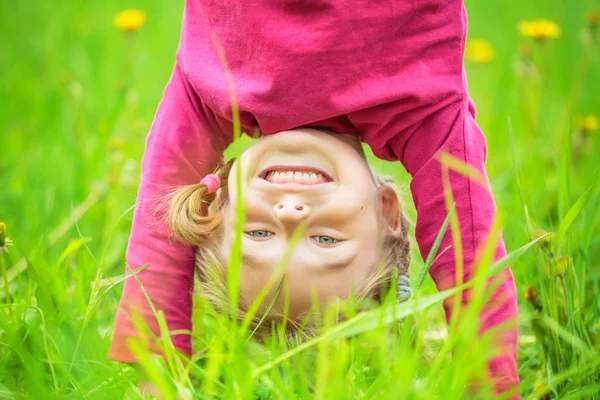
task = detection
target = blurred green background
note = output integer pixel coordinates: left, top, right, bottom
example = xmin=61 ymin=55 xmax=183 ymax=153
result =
xmin=1 ymin=0 xmax=599 ymax=399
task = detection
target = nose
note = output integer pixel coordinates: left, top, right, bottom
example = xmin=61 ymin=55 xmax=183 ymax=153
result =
xmin=274 ymin=200 xmax=311 ymax=223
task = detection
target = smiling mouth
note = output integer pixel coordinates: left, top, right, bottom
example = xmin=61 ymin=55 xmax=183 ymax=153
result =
xmin=259 ymin=166 xmax=333 ymax=185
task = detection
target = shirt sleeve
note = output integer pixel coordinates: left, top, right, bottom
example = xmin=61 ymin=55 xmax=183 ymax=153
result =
xmin=348 ymin=2 xmax=520 ymax=394
xmin=394 ymin=97 xmax=520 ymax=398
xmin=108 ymin=57 xmax=232 ymax=362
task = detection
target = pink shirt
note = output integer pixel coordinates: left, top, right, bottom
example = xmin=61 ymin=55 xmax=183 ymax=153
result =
xmin=110 ymin=1 xmax=519 ymax=397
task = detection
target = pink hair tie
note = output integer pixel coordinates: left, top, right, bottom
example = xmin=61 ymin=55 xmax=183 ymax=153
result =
xmin=200 ymin=174 xmax=221 ymax=194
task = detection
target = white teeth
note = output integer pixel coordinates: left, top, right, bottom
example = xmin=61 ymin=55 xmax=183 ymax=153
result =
xmin=265 ymin=170 xmax=329 ymax=184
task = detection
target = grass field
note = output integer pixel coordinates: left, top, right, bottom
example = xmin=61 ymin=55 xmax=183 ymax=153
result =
xmin=1 ymin=0 xmax=599 ymax=399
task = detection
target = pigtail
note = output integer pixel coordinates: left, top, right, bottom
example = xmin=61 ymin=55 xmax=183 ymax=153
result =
xmin=168 ymin=160 xmax=234 ymax=246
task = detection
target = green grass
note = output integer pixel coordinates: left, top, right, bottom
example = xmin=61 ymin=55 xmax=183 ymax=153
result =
xmin=1 ymin=0 xmax=600 ymax=399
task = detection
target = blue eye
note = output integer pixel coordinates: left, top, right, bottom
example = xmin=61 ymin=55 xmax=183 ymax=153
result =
xmin=246 ymin=230 xmax=274 ymax=239
xmin=312 ymin=236 xmax=338 ymax=245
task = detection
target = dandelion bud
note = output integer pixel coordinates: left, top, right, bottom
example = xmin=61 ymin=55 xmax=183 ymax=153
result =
xmin=532 ymin=229 xmax=554 ymax=251
xmin=587 ymin=10 xmax=599 ymax=29
xmin=553 ymin=256 xmax=571 ymax=276
xmin=519 ymin=42 xmax=533 ymax=58
xmin=524 ymin=285 xmax=543 ymax=311
xmin=0 ymin=222 xmax=13 ymax=253
xmin=524 ymin=286 xmax=538 ymax=302
xmin=108 ymin=138 xmax=125 ymax=152
xmin=0 ymin=222 xmax=6 ymax=247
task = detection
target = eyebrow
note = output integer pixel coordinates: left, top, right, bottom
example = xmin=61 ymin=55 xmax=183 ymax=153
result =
xmin=242 ymin=250 xmax=357 ymax=270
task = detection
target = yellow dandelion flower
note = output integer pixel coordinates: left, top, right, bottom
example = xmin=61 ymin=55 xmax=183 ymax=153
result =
xmin=0 ymin=222 xmax=14 ymax=253
xmin=465 ymin=39 xmax=495 ymax=64
xmin=582 ymin=115 xmax=598 ymax=132
xmin=519 ymin=19 xmax=561 ymax=40
xmin=114 ymin=9 xmax=146 ymax=33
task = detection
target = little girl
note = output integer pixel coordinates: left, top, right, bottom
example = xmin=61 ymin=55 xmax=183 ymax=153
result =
xmin=167 ymin=128 xmax=412 ymax=331
xmin=110 ymin=1 xmax=519 ymax=397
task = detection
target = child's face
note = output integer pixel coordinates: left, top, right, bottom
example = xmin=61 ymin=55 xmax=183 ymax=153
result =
xmin=221 ymin=128 xmax=397 ymax=318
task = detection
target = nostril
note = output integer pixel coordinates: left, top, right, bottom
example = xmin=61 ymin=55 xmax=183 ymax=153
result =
xmin=277 ymin=204 xmax=284 ymax=209
xmin=295 ymin=205 xmax=304 ymax=211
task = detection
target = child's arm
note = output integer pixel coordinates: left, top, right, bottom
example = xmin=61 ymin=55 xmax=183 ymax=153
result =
xmin=402 ymin=97 xmax=519 ymax=397
xmin=351 ymin=4 xmax=519 ymax=397
xmin=108 ymin=56 xmax=231 ymax=362
xmin=364 ymin=97 xmax=519 ymax=396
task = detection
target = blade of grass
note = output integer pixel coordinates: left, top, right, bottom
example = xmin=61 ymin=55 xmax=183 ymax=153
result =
xmin=555 ymin=179 xmax=597 ymax=245
xmin=413 ymin=205 xmax=454 ymax=291
xmin=247 ymin=276 xmax=286 ymax=340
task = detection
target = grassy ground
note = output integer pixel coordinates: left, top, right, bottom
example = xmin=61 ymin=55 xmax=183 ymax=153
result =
xmin=1 ymin=0 xmax=599 ymax=399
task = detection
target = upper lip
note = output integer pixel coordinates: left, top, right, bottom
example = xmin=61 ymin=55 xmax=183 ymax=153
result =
xmin=258 ymin=165 xmax=333 ymax=182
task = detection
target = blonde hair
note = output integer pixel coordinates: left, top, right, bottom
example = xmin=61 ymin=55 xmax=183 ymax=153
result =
xmin=167 ymin=160 xmax=410 ymax=337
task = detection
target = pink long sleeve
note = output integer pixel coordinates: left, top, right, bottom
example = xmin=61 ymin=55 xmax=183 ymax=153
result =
xmin=108 ymin=59 xmax=232 ymax=362
xmin=372 ymin=97 xmax=519 ymax=396
xmin=342 ymin=4 xmax=519 ymax=395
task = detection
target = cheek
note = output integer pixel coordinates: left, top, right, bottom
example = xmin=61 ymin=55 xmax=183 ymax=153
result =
xmin=238 ymin=269 xmax=267 ymax=303
xmin=323 ymin=190 xmax=377 ymax=225
xmin=335 ymin=199 xmax=381 ymax=237
xmin=238 ymin=263 xmax=291 ymax=316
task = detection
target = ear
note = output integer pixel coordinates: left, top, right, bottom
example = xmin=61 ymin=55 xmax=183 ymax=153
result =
xmin=377 ymin=185 xmax=402 ymax=237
